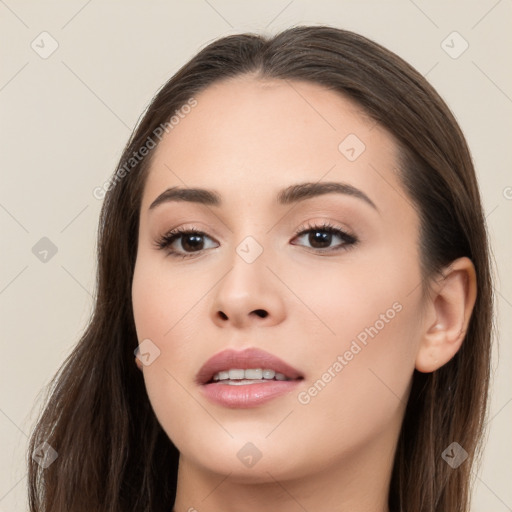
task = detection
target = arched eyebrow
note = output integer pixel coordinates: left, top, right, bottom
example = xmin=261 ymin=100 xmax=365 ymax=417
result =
xmin=148 ymin=181 xmax=378 ymax=212
xmin=277 ymin=182 xmax=377 ymax=210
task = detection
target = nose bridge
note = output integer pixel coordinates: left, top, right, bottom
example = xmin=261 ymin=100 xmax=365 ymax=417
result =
xmin=210 ymin=236 xmax=286 ymax=328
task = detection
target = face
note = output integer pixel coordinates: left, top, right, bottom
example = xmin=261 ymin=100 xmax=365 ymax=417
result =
xmin=132 ymin=77 xmax=426 ymax=483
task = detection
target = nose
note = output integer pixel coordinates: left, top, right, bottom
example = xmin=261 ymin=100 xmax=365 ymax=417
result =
xmin=210 ymin=251 xmax=286 ymax=329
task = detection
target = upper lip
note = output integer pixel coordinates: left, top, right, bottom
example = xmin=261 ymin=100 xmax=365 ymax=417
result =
xmin=196 ymin=347 xmax=303 ymax=384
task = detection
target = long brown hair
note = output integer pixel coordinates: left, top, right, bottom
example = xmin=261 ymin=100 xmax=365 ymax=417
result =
xmin=28 ymin=26 xmax=493 ymax=512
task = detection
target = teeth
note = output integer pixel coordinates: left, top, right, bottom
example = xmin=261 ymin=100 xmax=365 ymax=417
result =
xmin=245 ymin=368 xmax=263 ymax=379
xmin=211 ymin=368 xmax=291 ymax=382
xmin=228 ymin=369 xmax=245 ymax=380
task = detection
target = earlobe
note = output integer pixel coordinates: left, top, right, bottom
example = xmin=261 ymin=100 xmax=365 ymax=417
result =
xmin=415 ymin=257 xmax=477 ymax=373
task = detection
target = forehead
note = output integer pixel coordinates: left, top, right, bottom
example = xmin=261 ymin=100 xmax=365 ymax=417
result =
xmin=141 ymin=77 xmax=406 ymax=215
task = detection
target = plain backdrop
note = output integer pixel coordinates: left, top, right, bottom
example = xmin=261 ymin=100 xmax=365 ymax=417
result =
xmin=1 ymin=1 xmax=511 ymax=510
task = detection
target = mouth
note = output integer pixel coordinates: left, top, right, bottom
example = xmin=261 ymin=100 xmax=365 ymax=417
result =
xmin=196 ymin=347 xmax=304 ymax=408
xmin=196 ymin=347 xmax=303 ymax=384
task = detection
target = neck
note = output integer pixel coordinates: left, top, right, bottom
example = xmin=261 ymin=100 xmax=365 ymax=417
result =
xmin=172 ymin=431 xmax=396 ymax=512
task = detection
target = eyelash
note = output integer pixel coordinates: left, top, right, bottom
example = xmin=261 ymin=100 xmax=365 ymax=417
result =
xmin=154 ymin=226 xmax=208 ymax=259
xmin=154 ymin=222 xmax=358 ymax=259
xmin=294 ymin=221 xmax=358 ymax=251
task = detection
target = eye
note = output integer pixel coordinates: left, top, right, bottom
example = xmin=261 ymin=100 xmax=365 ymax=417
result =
xmin=154 ymin=227 xmax=219 ymax=259
xmin=155 ymin=222 xmax=357 ymax=259
xmin=291 ymin=221 xmax=357 ymax=252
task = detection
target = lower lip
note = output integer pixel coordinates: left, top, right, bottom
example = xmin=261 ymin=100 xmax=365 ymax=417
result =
xmin=201 ymin=380 xmax=301 ymax=408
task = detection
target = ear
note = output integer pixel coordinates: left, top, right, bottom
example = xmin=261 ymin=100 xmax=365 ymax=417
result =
xmin=415 ymin=257 xmax=477 ymax=373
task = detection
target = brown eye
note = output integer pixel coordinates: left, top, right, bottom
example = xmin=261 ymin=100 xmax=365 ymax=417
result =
xmin=292 ymin=223 xmax=357 ymax=252
xmin=156 ymin=228 xmax=219 ymax=258
xmin=180 ymin=233 xmax=206 ymax=252
xmin=307 ymin=230 xmax=333 ymax=249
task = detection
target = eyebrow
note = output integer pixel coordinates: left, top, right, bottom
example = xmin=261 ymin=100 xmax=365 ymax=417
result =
xmin=148 ymin=181 xmax=378 ymax=211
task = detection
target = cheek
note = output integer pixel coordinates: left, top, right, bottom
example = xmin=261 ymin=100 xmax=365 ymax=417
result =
xmin=285 ymin=245 xmax=422 ymax=356
xmin=131 ymin=254 xmax=233 ymax=386
xmin=131 ymin=261 xmax=210 ymax=405
xmin=272 ymin=283 xmax=422 ymax=474
xmin=132 ymin=255 xmax=211 ymax=346
xmin=131 ymin=257 xmax=207 ymax=444
xmin=286 ymin=248 xmax=422 ymax=416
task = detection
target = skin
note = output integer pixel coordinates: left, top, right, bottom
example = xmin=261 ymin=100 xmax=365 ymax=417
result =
xmin=131 ymin=76 xmax=477 ymax=512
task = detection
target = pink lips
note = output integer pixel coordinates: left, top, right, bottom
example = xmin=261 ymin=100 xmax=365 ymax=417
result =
xmin=196 ymin=347 xmax=303 ymax=408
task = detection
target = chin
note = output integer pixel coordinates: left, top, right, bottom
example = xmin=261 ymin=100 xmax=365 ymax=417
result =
xmin=174 ymin=431 xmax=308 ymax=482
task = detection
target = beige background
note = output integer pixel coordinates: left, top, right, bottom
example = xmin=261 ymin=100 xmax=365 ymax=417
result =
xmin=1 ymin=1 xmax=511 ymax=510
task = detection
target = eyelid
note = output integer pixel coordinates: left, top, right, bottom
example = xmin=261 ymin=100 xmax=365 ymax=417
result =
xmin=293 ymin=219 xmax=355 ymax=238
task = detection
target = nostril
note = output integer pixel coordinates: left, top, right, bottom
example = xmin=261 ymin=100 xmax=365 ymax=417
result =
xmin=216 ymin=309 xmax=268 ymax=321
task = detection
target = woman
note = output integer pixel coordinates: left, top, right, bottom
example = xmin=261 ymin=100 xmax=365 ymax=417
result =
xmin=28 ymin=26 xmax=493 ymax=512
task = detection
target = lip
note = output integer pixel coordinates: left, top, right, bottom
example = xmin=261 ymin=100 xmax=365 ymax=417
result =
xmin=197 ymin=347 xmax=303 ymax=408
